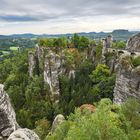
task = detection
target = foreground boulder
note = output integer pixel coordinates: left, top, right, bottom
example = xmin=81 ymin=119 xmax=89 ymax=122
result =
xmin=8 ymin=128 xmax=40 ymax=140
xmin=51 ymin=114 xmax=65 ymax=133
xmin=0 ymin=84 xmax=19 ymax=138
xmin=0 ymin=84 xmax=40 ymax=140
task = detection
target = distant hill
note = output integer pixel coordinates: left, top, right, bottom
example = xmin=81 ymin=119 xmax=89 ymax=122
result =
xmin=9 ymin=33 xmax=36 ymax=38
xmin=0 ymin=30 xmax=139 ymax=41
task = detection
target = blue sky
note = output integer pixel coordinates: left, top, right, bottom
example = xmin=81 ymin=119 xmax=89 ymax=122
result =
xmin=0 ymin=0 xmax=140 ymax=34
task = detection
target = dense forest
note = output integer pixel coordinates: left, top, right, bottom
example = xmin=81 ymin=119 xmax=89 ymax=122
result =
xmin=0 ymin=34 xmax=139 ymax=140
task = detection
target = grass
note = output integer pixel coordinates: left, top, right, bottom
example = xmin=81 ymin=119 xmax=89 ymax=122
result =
xmin=10 ymin=46 xmax=19 ymax=51
xmin=2 ymin=51 xmax=10 ymax=54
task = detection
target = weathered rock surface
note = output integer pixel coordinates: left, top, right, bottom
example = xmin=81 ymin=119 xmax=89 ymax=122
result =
xmin=51 ymin=114 xmax=65 ymax=133
xmin=28 ymin=51 xmax=36 ymax=77
xmin=0 ymin=84 xmax=19 ymax=138
xmin=28 ymin=47 xmax=76 ymax=102
xmin=126 ymin=32 xmax=140 ymax=52
xmin=8 ymin=128 xmax=40 ymax=140
xmin=44 ymin=51 xmax=62 ymax=102
xmin=0 ymin=84 xmax=40 ymax=140
xmin=102 ymin=35 xmax=113 ymax=64
xmin=113 ymin=54 xmax=140 ymax=104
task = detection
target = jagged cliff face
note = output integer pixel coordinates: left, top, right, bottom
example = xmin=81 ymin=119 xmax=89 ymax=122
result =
xmin=44 ymin=51 xmax=62 ymax=101
xmin=28 ymin=48 xmax=63 ymax=101
xmin=0 ymin=84 xmax=40 ymax=140
xmin=114 ymin=33 xmax=140 ymax=104
xmin=99 ymin=33 xmax=140 ymax=104
xmin=29 ymin=47 xmax=76 ymax=102
xmin=113 ymin=54 xmax=140 ymax=104
xmin=28 ymin=52 xmax=36 ymax=77
xmin=102 ymin=35 xmax=113 ymax=64
xmin=126 ymin=33 xmax=140 ymax=52
xmin=0 ymin=84 xmax=18 ymax=138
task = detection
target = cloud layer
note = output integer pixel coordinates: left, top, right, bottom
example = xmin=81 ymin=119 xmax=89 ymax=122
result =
xmin=0 ymin=0 xmax=140 ymax=34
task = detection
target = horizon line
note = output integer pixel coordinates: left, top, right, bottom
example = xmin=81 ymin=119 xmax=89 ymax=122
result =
xmin=1 ymin=29 xmax=140 ymax=36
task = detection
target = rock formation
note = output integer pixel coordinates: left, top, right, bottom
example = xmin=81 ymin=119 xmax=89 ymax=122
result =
xmin=126 ymin=33 xmax=140 ymax=52
xmin=102 ymin=35 xmax=113 ymax=63
xmin=87 ymin=42 xmax=97 ymax=65
xmin=0 ymin=84 xmax=19 ymax=138
xmin=44 ymin=51 xmax=62 ymax=102
xmin=113 ymin=54 xmax=140 ymax=104
xmin=0 ymin=84 xmax=40 ymax=140
xmin=51 ymin=114 xmax=65 ymax=133
xmin=8 ymin=128 xmax=40 ymax=140
xmin=113 ymin=33 xmax=140 ymax=104
xmin=28 ymin=51 xmax=36 ymax=77
xmin=28 ymin=46 xmax=76 ymax=102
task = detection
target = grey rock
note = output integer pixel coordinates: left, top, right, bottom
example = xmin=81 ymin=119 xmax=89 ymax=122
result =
xmin=102 ymin=35 xmax=113 ymax=64
xmin=113 ymin=55 xmax=140 ymax=104
xmin=8 ymin=128 xmax=40 ymax=140
xmin=44 ymin=51 xmax=61 ymax=102
xmin=51 ymin=114 xmax=65 ymax=133
xmin=0 ymin=84 xmax=40 ymax=140
xmin=29 ymin=47 xmax=76 ymax=102
xmin=87 ymin=43 xmax=96 ymax=65
xmin=28 ymin=51 xmax=36 ymax=77
xmin=126 ymin=32 xmax=140 ymax=52
xmin=0 ymin=84 xmax=19 ymax=138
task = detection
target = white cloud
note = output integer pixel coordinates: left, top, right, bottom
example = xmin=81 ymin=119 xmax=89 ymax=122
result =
xmin=0 ymin=0 xmax=140 ymax=34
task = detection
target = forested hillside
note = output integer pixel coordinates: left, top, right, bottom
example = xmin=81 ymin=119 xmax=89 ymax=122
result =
xmin=0 ymin=33 xmax=140 ymax=140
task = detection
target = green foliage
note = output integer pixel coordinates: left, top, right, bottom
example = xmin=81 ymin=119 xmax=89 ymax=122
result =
xmin=17 ymin=109 xmax=33 ymax=128
xmin=59 ymin=59 xmax=94 ymax=115
xmin=89 ymin=64 xmax=115 ymax=101
xmin=119 ymin=55 xmax=133 ymax=69
xmin=95 ymin=41 xmax=103 ymax=63
xmin=1 ymin=36 xmax=138 ymax=140
xmin=72 ymin=33 xmax=80 ymax=48
xmin=117 ymin=41 xmax=126 ymax=49
xmin=79 ymin=36 xmax=89 ymax=50
xmin=131 ymin=56 xmax=140 ymax=67
xmin=35 ymin=119 xmax=51 ymax=140
xmin=112 ymin=41 xmax=126 ymax=49
xmin=90 ymin=64 xmax=110 ymax=83
xmin=39 ymin=37 xmax=68 ymax=54
xmin=39 ymin=38 xmax=54 ymax=47
xmin=48 ymin=99 xmax=140 ymax=140
xmin=120 ymin=99 xmax=140 ymax=130
xmin=58 ymin=62 xmax=116 ymax=116
xmin=0 ymin=50 xmax=55 ymax=130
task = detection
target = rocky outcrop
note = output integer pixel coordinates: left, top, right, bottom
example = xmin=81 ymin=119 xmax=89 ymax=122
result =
xmin=28 ymin=51 xmax=36 ymax=77
xmin=114 ymin=33 xmax=140 ymax=104
xmin=87 ymin=43 xmax=97 ymax=64
xmin=113 ymin=54 xmax=140 ymax=104
xmin=51 ymin=114 xmax=65 ymax=133
xmin=0 ymin=84 xmax=40 ymax=140
xmin=28 ymin=47 xmax=76 ymax=102
xmin=44 ymin=51 xmax=62 ymax=102
xmin=8 ymin=128 xmax=40 ymax=140
xmin=0 ymin=84 xmax=19 ymax=138
xmin=102 ymin=35 xmax=113 ymax=64
xmin=126 ymin=32 xmax=140 ymax=52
